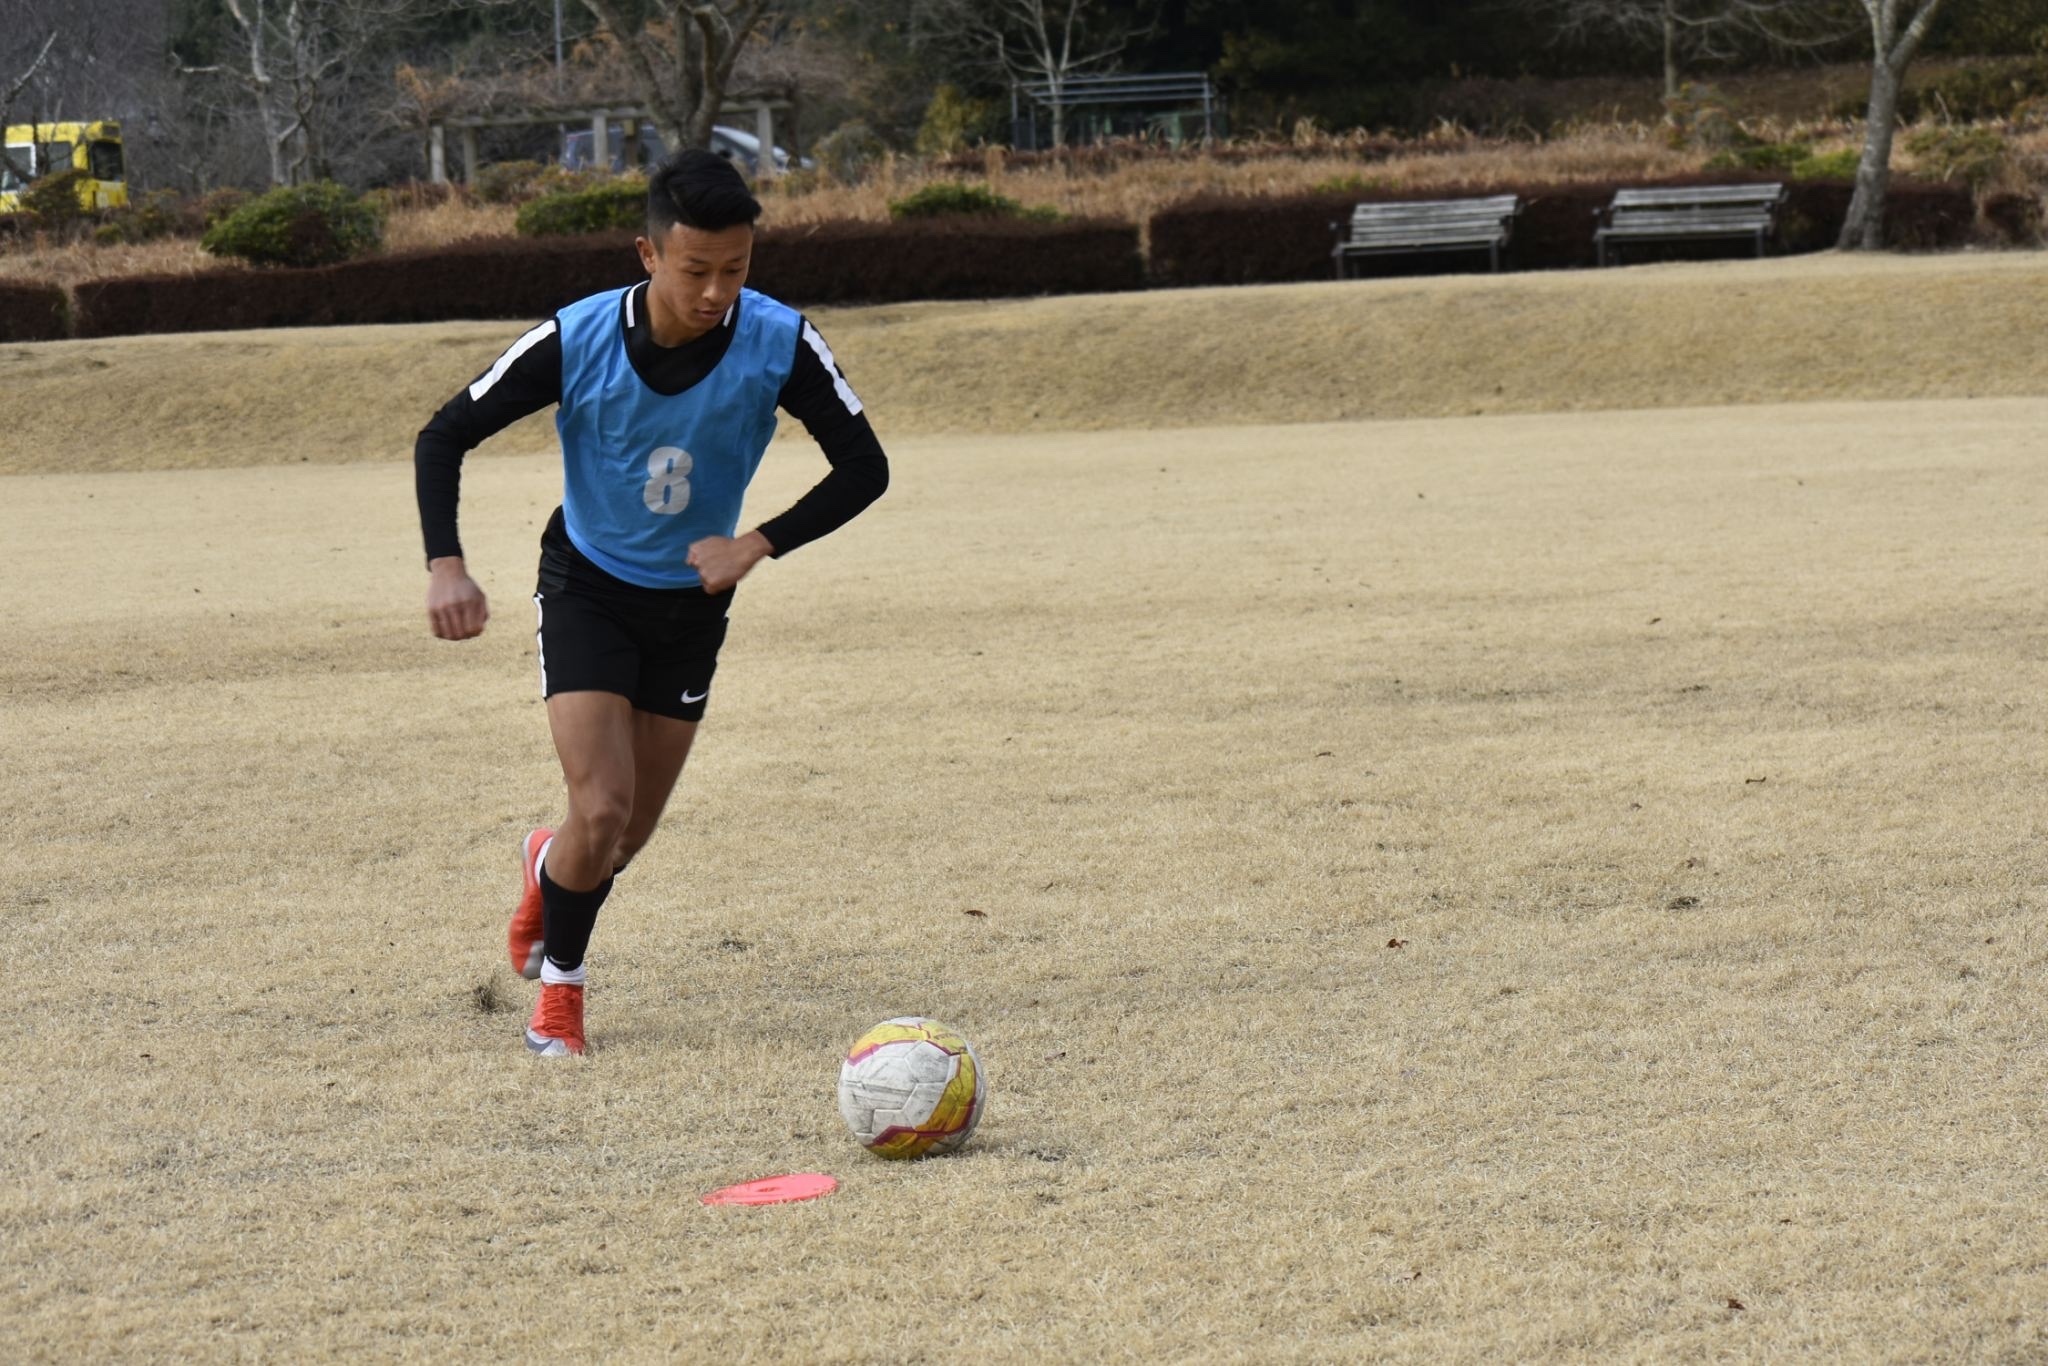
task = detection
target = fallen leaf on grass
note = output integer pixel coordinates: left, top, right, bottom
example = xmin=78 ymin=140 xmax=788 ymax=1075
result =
xmin=963 ymin=908 xmax=987 ymax=918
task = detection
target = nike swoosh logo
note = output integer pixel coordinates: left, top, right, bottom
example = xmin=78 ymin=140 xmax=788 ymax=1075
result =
xmin=681 ymin=689 xmax=707 ymax=704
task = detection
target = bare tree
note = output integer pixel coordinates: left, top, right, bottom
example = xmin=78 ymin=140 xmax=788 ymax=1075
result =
xmin=3 ymin=0 xmax=171 ymax=179
xmin=1523 ymin=0 xmax=1835 ymax=102
xmin=573 ymin=0 xmax=778 ymax=152
xmin=180 ymin=0 xmax=434 ymax=186
xmin=918 ymin=0 xmax=1153 ymax=148
xmin=1 ymin=31 xmax=58 ymax=185
xmin=1837 ymin=0 xmax=1951 ymax=250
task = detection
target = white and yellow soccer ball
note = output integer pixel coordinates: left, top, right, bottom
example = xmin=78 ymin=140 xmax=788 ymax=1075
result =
xmin=837 ymin=1016 xmax=986 ymax=1159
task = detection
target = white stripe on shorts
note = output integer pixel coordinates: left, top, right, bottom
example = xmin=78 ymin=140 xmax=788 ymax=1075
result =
xmin=533 ymin=593 xmax=548 ymax=697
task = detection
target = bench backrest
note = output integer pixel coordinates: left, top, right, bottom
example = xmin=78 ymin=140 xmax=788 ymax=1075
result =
xmin=1343 ymin=196 xmax=1522 ymax=244
xmin=1349 ymin=195 xmax=1521 ymax=227
xmin=1609 ymin=184 xmax=1785 ymax=212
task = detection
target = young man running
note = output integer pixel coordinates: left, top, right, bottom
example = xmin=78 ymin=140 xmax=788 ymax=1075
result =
xmin=414 ymin=150 xmax=888 ymax=1057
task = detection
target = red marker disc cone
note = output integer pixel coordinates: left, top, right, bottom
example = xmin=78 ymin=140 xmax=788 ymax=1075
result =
xmin=701 ymin=1172 xmax=838 ymax=1206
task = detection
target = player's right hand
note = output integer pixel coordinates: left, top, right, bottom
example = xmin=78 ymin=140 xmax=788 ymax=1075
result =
xmin=427 ymin=558 xmax=489 ymax=640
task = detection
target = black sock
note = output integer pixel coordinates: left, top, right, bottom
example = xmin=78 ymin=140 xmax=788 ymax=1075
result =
xmin=540 ymin=865 xmax=614 ymax=974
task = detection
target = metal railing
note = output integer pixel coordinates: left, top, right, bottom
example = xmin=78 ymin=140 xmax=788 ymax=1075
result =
xmin=1009 ymin=72 xmax=1220 ymax=148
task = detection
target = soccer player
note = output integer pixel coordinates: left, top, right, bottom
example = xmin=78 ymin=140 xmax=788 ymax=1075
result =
xmin=414 ymin=149 xmax=888 ymax=1058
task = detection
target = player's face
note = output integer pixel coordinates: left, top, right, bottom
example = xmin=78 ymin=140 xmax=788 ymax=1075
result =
xmin=638 ymin=222 xmax=753 ymax=343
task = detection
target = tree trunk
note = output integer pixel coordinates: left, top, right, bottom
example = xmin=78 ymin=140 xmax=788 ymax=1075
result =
xmin=1662 ymin=0 xmax=1679 ymax=103
xmin=1838 ymin=61 xmax=1900 ymax=250
xmin=1839 ymin=0 xmax=1947 ymax=251
xmin=677 ymin=18 xmax=713 ymax=151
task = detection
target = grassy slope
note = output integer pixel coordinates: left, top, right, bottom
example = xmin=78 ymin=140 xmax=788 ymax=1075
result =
xmin=4 ymin=249 xmax=2045 ymax=478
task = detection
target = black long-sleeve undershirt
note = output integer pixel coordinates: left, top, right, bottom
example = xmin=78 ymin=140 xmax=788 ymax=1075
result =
xmin=415 ymin=284 xmax=887 ymax=566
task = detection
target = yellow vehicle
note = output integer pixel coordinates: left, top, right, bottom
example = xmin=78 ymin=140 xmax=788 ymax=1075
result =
xmin=0 ymin=120 xmax=128 ymax=213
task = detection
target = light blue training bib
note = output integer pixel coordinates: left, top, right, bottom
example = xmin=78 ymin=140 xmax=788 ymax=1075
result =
xmin=555 ymin=285 xmax=799 ymax=589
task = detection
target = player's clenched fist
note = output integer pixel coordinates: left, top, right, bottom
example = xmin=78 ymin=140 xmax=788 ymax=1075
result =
xmin=427 ymin=557 xmax=489 ymax=639
xmin=686 ymin=529 xmax=774 ymax=595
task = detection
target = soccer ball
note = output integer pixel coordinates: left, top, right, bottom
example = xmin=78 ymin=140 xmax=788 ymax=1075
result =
xmin=837 ymin=1016 xmax=986 ymax=1159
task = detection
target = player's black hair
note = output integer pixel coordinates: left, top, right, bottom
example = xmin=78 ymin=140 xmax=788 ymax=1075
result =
xmin=646 ymin=149 xmax=761 ymax=240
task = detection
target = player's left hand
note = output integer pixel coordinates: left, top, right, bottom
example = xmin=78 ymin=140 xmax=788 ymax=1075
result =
xmin=686 ymin=530 xmax=774 ymax=594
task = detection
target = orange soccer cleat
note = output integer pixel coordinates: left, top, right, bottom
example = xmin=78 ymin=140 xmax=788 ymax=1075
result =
xmin=525 ymin=982 xmax=586 ymax=1057
xmin=508 ymin=827 xmax=553 ymax=980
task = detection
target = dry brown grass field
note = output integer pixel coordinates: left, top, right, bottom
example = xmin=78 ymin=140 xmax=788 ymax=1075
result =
xmin=4 ymin=256 xmax=2047 ymax=1360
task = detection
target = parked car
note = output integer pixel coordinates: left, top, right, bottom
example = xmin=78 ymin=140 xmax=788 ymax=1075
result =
xmin=560 ymin=123 xmax=808 ymax=176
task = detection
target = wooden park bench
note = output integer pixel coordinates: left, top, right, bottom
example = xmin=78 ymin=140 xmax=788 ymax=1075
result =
xmin=1594 ymin=184 xmax=1787 ymax=267
xmin=1330 ymin=195 xmax=1524 ymax=277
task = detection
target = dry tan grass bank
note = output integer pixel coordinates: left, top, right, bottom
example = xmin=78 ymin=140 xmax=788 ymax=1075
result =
xmin=3 ymin=399 xmax=2044 ymax=1357
xmin=4 ymin=248 xmax=2045 ymax=477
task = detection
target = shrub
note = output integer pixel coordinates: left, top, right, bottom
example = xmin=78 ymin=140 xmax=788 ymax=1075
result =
xmin=1877 ymin=179 xmax=1983 ymax=248
xmin=1901 ymin=59 xmax=2048 ymax=122
xmin=473 ymin=159 xmax=551 ymax=205
xmin=21 ymin=170 xmax=91 ymax=234
xmin=1982 ymin=190 xmax=2044 ymax=245
xmin=1791 ymin=148 xmax=1862 ymax=181
xmin=1833 ymin=60 xmax=2048 ymax=123
xmin=888 ymin=181 xmax=1060 ymax=222
xmin=189 ymin=188 xmax=250 ymax=233
xmin=1310 ymin=173 xmax=1391 ymax=196
xmin=93 ymin=189 xmax=187 ymax=246
xmin=813 ymin=121 xmax=888 ymax=185
xmin=1411 ymin=76 xmax=1562 ymax=138
xmin=363 ymin=180 xmax=471 ymax=215
xmin=1707 ymin=142 xmax=1810 ymax=174
xmin=0 ymin=281 xmax=68 ymax=341
xmin=515 ymin=177 xmax=647 ymax=236
xmin=1904 ymin=126 xmax=2010 ymax=190
xmin=1663 ymin=83 xmax=1741 ymax=150
xmin=915 ymin=85 xmax=999 ymax=157
xmin=201 ymin=182 xmax=384 ymax=267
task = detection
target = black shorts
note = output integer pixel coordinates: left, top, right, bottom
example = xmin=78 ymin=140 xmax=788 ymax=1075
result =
xmin=532 ymin=507 xmax=733 ymax=722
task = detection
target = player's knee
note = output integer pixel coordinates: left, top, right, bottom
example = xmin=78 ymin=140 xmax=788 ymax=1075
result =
xmin=568 ymin=786 xmax=633 ymax=844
